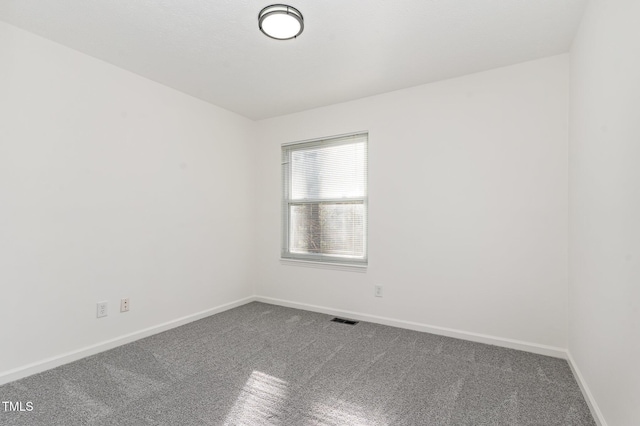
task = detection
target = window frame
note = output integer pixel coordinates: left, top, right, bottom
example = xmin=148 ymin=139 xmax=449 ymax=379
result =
xmin=281 ymin=132 xmax=368 ymax=267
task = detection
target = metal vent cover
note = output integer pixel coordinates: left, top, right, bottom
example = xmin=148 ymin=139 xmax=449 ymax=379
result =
xmin=331 ymin=317 xmax=359 ymax=325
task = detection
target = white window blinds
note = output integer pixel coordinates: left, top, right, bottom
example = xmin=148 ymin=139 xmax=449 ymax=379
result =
xmin=282 ymin=133 xmax=368 ymax=265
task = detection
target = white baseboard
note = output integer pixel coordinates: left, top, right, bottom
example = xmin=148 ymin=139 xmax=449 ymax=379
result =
xmin=254 ymin=296 xmax=567 ymax=359
xmin=0 ymin=296 xmax=256 ymax=386
xmin=566 ymin=351 xmax=608 ymax=426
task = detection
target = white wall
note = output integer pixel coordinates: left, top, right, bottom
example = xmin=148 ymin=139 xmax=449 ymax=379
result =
xmin=569 ymin=0 xmax=640 ymax=424
xmin=0 ymin=22 xmax=256 ymax=379
xmin=255 ymin=55 xmax=570 ymax=351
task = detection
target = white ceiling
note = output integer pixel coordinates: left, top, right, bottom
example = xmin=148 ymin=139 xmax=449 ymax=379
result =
xmin=0 ymin=0 xmax=587 ymax=120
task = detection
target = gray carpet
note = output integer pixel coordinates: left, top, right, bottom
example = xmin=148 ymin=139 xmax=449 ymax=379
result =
xmin=0 ymin=302 xmax=596 ymax=425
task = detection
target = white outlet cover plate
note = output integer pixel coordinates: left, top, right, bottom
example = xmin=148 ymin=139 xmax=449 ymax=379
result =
xmin=97 ymin=301 xmax=108 ymax=318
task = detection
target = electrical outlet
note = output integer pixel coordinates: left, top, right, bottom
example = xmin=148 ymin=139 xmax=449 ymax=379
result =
xmin=374 ymin=285 xmax=383 ymax=297
xmin=97 ymin=301 xmax=108 ymax=318
xmin=120 ymin=298 xmax=130 ymax=313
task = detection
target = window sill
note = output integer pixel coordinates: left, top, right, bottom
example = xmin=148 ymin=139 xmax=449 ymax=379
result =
xmin=280 ymin=258 xmax=368 ymax=273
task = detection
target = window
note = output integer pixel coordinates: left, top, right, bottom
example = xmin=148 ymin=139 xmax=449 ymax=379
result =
xmin=282 ymin=133 xmax=368 ymax=266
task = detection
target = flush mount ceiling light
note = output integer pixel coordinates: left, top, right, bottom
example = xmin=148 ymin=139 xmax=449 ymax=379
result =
xmin=258 ymin=4 xmax=304 ymax=40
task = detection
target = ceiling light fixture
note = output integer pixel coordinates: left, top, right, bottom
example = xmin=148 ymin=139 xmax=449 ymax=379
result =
xmin=258 ymin=4 xmax=304 ymax=40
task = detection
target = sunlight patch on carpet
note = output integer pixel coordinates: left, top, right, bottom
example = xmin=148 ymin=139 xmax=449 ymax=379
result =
xmin=223 ymin=371 xmax=289 ymax=425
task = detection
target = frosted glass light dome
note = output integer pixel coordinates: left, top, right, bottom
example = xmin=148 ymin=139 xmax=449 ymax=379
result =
xmin=259 ymin=5 xmax=304 ymax=40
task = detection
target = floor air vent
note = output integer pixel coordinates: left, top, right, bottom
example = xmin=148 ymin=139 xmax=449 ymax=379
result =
xmin=331 ymin=317 xmax=359 ymax=325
